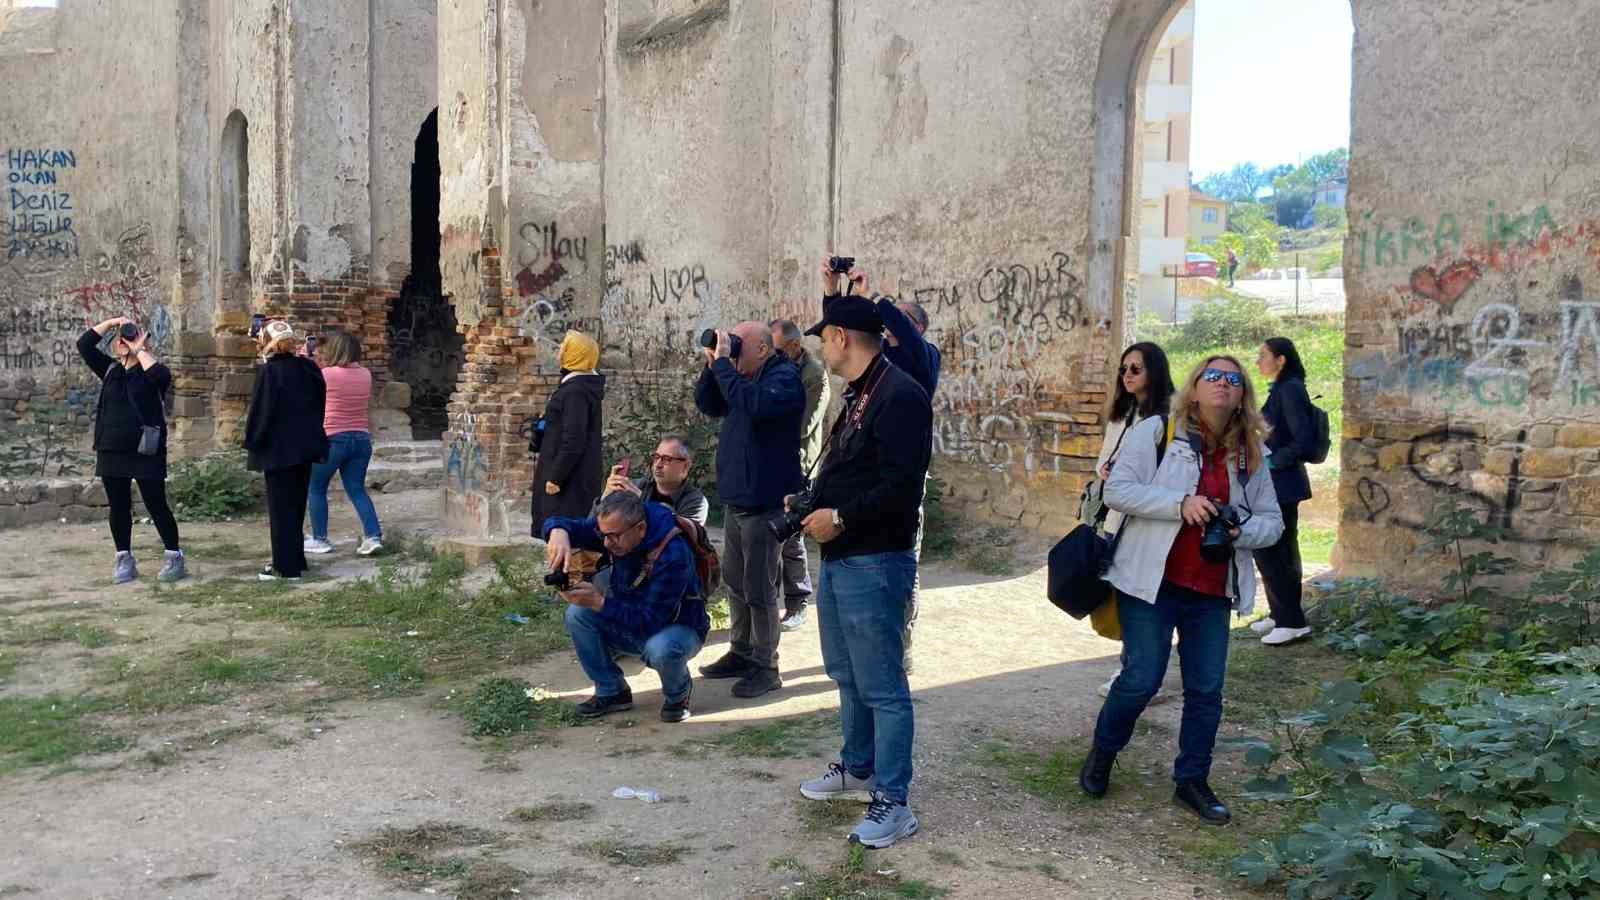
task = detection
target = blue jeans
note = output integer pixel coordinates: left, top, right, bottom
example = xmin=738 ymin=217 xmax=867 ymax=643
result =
xmin=308 ymin=432 xmax=382 ymax=540
xmin=564 ymin=604 xmax=702 ymax=703
xmin=817 ymin=551 xmax=917 ymax=804
xmin=1093 ymin=583 xmax=1231 ymax=782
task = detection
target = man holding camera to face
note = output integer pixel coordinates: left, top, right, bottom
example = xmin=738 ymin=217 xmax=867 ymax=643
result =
xmin=792 ymin=257 xmax=932 ymax=849
xmin=692 ymin=320 xmax=805 ymax=698
xmin=542 ymin=491 xmax=710 ymax=723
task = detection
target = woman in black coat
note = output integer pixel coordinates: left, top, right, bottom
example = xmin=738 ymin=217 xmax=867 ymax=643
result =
xmin=243 ymin=320 xmax=328 ymax=580
xmin=78 ymin=316 xmax=186 ymax=584
xmin=530 ymin=331 xmax=606 ymax=537
xmin=1254 ymin=336 xmax=1316 ymax=646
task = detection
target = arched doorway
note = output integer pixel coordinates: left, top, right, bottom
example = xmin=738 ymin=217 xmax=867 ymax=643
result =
xmin=388 ymin=109 xmax=463 ymax=441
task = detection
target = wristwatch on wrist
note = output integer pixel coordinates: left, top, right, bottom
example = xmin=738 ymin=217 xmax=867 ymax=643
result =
xmin=831 ymin=509 xmax=844 ymax=531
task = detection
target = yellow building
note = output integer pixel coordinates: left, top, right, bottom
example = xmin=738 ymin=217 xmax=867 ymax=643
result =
xmin=1188 ymin=192 xmax=1228 ymax=244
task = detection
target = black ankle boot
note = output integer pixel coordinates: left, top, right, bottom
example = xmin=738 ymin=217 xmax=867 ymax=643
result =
xmin=1078 ymin=746 xmax=1116 ymax=798
xmin=1173 ymin=779 xmax=1231 ymax=824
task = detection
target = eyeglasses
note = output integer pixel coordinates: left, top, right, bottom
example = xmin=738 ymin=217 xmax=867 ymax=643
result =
xmin=599 ymin=519 xmax=645 ymax=542
xmin=650 ymin=453 xmax=689 ymax=465
xmin=1119 ymin=364 xmax=1144 ymax=376
xmin=1201 ymin=368 xmax=1245 ymax=388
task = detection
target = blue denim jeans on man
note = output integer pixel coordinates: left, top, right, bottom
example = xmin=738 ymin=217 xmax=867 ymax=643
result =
xmin=817 ymin=551 xmax=917 ymax=803
xmin=1093 ymin=582 xmax=1231 ymax=782
xmin=564 ymin=604 xmax=702 ymax=702
xmin=309 ymin=431 xmax=382 ymax=540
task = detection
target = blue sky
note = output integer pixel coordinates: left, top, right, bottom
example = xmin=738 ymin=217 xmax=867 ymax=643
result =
xmin=1188 ymin=0 xmax=1353 ymax=178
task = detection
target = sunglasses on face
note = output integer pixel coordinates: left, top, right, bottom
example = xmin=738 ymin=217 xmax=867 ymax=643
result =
xmin=650 ymin=453 xmax=688 ymax=465
xmin=1201 ymin=368 xmax=1244 ymax=388
xmin=1119 ymin=364 xmax=1144 ymax=376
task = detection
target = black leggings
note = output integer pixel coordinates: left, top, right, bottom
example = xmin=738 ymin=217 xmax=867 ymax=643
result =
xmin=1255 ymin=500 xmax=1306 ymax=629
xmin=104 ymin=477 xmax=181 ymax=553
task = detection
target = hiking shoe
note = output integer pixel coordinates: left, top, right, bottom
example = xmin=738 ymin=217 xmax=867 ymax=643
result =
xmin=800 ymin=762 xmax=877 ymax=802
xmin=848 ymin=792 xmax=919 ymax=848
xmin=157 ymin=549 xmax=188 ymax=582
xmin=1249 ymin=617 xmax=1276 ymax=635
xmin=1261 ymin=626 xmax=1312 ymax=646
xmin=1174 ymin=779 xmax=1231 ymax=825
xmin=660 ymin=681 xmax=692 ymax=723
xmin=780 ymin=606 xmax=809 ymax=631
xmin=1079 ymin=746 xmax=1116 ymax=798
xmin=732 ymin=667 xmax=782 ymax=698
xmin=112 ymin=551 xmax=138 ymax=584
xmin=575 ymin=687 xmax=633 ymax=718
xmin=303 ymin=536 xmax=335 ymax=554
xmin=357 ymin=537 xmax=384 ymax=556
xmin=258 ymin=565 xmax=301 ymax=582
xmin=698 ymin=651 xmax=756 ymax=680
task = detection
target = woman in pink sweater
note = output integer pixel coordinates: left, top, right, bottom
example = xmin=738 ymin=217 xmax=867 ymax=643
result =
xmin=304 ymin=331 xmax=384 ymax=555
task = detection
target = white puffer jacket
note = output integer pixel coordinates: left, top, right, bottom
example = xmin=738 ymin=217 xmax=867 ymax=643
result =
xmin=1103 ymin=416 xmax=1284 ymax=614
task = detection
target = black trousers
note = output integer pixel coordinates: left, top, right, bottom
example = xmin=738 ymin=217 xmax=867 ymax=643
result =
xmin=263 ymin=464 xmax=312 ymax=577
xmin=1255 ymin=500 xmax=1307 ymax=629
xmin=103 ymin=477 xmax=181 ymax=553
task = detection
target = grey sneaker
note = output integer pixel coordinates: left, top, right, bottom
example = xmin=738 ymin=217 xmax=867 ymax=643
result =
xmin=800 ymin=762 xmax=877 ymax=802
xmin=849 ymin=791 xmax=919 ymax=848
xmin=780 ymin=605 xmax=808 ymax=631
xmin=113 ymin=551 xmax=138 ymax=584
xmin=303 ymin=536 xmax=335 ymax=554
xmin=157 ymin=549 xmax=188 ymax=582
xmin=356 ymin=537 xmax=383 ymax=556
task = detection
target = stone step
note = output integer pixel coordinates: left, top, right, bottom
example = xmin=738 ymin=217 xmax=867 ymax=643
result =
xmin=371 ymin=439 xmax=446 ymax=464
xmin=327 ymin=458 xmax=441 ymax=494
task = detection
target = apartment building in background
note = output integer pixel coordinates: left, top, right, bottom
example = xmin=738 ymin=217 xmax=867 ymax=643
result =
xmin=1138 ymin=1 xmax=1195 ymax=305
xmin=1189 ymin=191 xmax=1228 ymax=244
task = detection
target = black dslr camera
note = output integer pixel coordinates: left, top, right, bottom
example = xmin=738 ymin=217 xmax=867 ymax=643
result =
xmin=829 ymin=256 xmax=855 ymax=274
xmin=698 ymin=328 xmax=743 ymax=360
xmin=769 ymin=489 xmax=816 ymax=543
xmin=1198 ymin=504 xmax=1246 ymax=563
xmin=118 ymin=322 xmax=140 ymax=341
xmin=543 ymin=570 xmax=572 ymax=591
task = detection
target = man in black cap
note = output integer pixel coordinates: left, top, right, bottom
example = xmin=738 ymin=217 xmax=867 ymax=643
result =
xmin=793 ymin=260 xmax=932 ymax=850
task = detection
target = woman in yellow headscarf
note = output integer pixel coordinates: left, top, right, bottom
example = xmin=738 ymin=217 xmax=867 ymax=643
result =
xmin=531 ymin=330 xmax=607 ymax=535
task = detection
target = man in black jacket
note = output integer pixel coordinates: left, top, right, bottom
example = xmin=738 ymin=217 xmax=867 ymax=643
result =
xmin=693 ymin=320 xmax=804 ymax=698
xmin=793 ymin=289 xmax=932 ymax=850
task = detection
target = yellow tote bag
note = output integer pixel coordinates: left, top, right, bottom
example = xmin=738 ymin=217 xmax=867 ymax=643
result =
xmin=1090 ymin=591 xmax=1121 ymax=641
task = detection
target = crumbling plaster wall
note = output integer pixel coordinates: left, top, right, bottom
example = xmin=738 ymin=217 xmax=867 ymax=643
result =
xmin=438 ymin=0 xmax=501 ymax=328
xmin=1338 ymin=0 xmax=1600 ymax=579
xmin=370 ymin=0 xmax=439 ymax=285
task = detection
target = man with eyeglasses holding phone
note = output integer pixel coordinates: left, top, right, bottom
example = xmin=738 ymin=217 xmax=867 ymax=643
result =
xmin=602 ymin=434 xmax=709 ymax=527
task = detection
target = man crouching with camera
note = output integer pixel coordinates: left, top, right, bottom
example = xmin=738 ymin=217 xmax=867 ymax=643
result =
xmin=542 ymin=491 xmax=709 ymax=723
xmin=793 ymin=259 xmax=932 ymax=849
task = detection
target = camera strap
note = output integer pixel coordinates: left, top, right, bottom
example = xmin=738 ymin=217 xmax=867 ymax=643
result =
xmin=813 ymin=353 xmax=891 ymax=480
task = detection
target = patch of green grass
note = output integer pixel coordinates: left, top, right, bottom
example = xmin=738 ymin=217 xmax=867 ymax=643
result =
xmin=332 ymin=637 xmax=427 ymax=696
xmin=1300 ymin=524 xmax=1337 ymax=568
xmin=772 ymin=847 xmax=949 ymax=899
xmin=987 ymin=859 xmax=1068 ymax=883
xmin=576 ymin=839 xmax=690 ymax=868
xmin=381 ymin=853 xmax=469 ymax=881
xmin=459 ymin=678 xmax=581 ymax=737
xmin=797 ymin=799 xmax=859 ymax=834
xmin=141 ymin=746 xmax=180 ymax=768
xmin=188 ymin=541 xmax=258 ymax=561
xmin=510 ymin=800 xmax=593 ymax=823
xmin=0 ymin=694 xmax=127 ymax=774
xmin=956 ymin=524 xmax=1019 ymax=576
xmin=0 ymin=885 xmax=38 ymax=897
xmin=1222 ymin=632 xmax=1344 ymax=727
xmin=673 ymin=712 xmax=839 ymax=760
xmin=0 ymin=652 xmax=19 ymax=683
xmin=455 ymin=860 xmax=529 ymax=900
xmin=975 ymin=742 xmax=1093 ymax=809
xmin=0 ymin=619 xmax=115 ymax=649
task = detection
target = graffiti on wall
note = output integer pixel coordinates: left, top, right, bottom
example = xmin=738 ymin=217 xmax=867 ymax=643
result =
xmin=6 ymin=147 xmax=78 ymax=261
xmin=444 ymin=409 xmax=512 ymax=538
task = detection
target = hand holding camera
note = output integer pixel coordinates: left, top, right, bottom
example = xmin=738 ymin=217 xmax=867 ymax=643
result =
xmin=545 ymin=527 xmax=572 ymax=575
xmin=698 ymin=328 xmax=742 ymax=366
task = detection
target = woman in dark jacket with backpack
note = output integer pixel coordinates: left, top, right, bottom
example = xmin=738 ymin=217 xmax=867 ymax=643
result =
xmin=78 ymin=316 xmax=187 ymax=584
xmin=243 ymin=319 xmax=328 ymax=581
xmin=530 ymin=331 xmax=607 ymax=538
xmin=1254 ymin=336 xmax=1317 ymax=646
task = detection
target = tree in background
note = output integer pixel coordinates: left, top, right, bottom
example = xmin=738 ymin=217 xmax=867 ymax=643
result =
xmin=1196 ymin=149 xmax=1348 ymax=230
xmin=1196 ymin=162 xmax=1289 ymax=203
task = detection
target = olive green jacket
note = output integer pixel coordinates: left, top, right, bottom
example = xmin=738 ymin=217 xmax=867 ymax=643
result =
xmin=795 ymin=348 xmax=831 ymax=477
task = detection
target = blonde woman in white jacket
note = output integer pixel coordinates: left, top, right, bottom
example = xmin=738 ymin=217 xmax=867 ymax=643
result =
xmin=1092 ymin=342 xmax=1176 ymax=698
xmin=1078 ymin=354 xmax=1283 ymax=827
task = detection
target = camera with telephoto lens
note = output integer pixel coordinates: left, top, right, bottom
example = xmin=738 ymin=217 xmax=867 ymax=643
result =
xmin=543 ymin=570 xmax=572 ymax=591
xmin=1198 ymin=503 xmax=1244 ymax=563
xmin=698 ymin=328 xmax=743 ymax=360
xmin=769 ymin=489 xmax=816 ymax=543
xmin=118 ymin=322 xmax=140 ymax=341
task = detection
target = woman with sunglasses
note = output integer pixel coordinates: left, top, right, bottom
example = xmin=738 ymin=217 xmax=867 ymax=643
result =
xmin=1080 ymin=355 xmax=1282 ymax=825
xmin=1252 ymin=337 xmax=1316 ymax=646
xmin=1092 ymin=342 xmax=1175 ymax=698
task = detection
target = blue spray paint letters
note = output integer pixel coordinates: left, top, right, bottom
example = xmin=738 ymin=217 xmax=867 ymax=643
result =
xmin=5 ymin=146 xmax=78 ymax=259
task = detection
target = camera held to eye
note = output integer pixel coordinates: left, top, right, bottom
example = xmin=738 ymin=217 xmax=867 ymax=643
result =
xmin=118 ymin=322 xmax=140 ymax=341
xmin=1199 ymin=503 xmax=1245 ymax=563
xmin=543 ymin=570 xmax=572 ymax=591
xmin=698 ymin=328 xmax=743 ymax=360
xmin=768 ymin=489 xmax=816 ymax=543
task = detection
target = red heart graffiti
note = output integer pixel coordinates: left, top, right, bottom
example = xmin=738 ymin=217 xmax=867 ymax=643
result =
xmin=1408 ymin=260 xmax=1482 ymax=311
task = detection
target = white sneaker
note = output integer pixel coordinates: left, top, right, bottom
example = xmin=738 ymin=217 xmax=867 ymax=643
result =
xmin=1261 ymin=626 xmax=1312 ymax=646
xmin=304 ymin=536 xmax=335 ymax=554
xmin=1249 ymin=617 xmax=1276 ymax=635
xmin=357 ymin=537 xmax=384 ymax=556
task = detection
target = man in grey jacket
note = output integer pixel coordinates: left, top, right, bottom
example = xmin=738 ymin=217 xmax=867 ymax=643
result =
xmin=771 ymin=319 xmax=831 ymax=630
xmin=601 ymin=434 xmax=710 ymax=527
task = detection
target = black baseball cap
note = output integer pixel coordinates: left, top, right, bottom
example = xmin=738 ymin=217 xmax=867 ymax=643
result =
xmin=804 ymin=296 xmax=883 ymax=337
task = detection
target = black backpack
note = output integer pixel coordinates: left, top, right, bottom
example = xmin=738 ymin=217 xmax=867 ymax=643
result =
xmin=1306 ymin=395 xmax=1332 ymax=465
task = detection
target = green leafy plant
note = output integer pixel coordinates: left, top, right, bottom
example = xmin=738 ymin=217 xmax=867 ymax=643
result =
xmin=1421 ymin=495 xmax=1517 ymax=607
xmin=167 ymin=451 xmax=257 ymax=521
xmin=458 ymin=677 xmax=578 ymax=737
xmin=1178 ymin=292 xmax=1282 ymax=350
xmin=602 ymin=368 xmax=722 ymax=514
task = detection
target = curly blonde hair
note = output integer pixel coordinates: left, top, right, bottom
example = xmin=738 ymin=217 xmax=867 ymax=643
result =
xmin=1171 ymin=354 xmax=1270 ymax=474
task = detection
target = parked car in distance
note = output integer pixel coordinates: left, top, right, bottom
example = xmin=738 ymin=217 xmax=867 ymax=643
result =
xmin=1185 ymin=252 xmax=1219 ymax=278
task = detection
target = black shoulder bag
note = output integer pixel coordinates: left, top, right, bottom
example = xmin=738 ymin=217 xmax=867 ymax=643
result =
xmin=124 ymin=377 xmax=162 ymax=456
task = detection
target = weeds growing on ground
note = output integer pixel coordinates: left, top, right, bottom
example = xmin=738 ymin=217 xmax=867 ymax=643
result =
xmin=510 ymin=800 xmax=593 ymax=823
xmin=771 ymin=847 xmax=948 ymax=899
xmin=672 ymin=712 xmax=839 ymax=759
xmin=576 ymin=839 xmax=690 ymax=868
xmin=459 ymin=678 xmax=580 ymax=737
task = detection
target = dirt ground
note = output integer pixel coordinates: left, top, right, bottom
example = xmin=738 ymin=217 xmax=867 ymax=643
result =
xmin=0 ymin=487 xmax=1325 ymax=899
